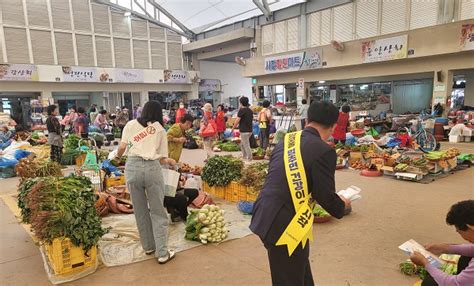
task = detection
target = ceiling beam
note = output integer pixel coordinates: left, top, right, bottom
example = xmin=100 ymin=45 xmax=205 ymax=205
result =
xmin=148 ymin=0 xmax=195 ymax=39
xmin=93 ymin=0 xmax=191 ymax=38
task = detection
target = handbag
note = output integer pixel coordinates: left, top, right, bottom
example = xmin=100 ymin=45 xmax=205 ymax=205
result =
xmin=162 ymin=168 xmax=180 ymax=197
xmin=200 ymin=121 xmax=216 ymax=138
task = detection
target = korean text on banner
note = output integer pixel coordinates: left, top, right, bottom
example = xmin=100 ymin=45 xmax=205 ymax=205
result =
xmin=361 ymin=35 xmax=408 ymax=63
xmin=115 ymin=69 xmax=144 ymax=83
xmin=164 ymin=70 xmax=188 ymax=83
xmin=62 ymin=66 xmax=97 ymax=82
xmin=264 ymin=48 xmax=322 ymax=74
xmin=460 ymin=24 xmax=474 ymax=51
xmin=0 ymin=64 xmax=38 ymax=81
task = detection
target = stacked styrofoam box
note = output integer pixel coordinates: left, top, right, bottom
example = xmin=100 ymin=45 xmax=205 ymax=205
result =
xmin=463 ymin=128 xmax=473 ymax=142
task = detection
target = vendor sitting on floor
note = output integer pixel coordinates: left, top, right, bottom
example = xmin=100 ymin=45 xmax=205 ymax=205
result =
xmin=164 ymin=175 xmax=199 ymax=222
xmin=410 ymin=199 xmax=474 ymax=286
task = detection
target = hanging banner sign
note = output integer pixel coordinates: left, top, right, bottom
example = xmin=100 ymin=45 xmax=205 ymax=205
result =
xmin=199 ymin=79 xmax=221 ymax=92
xmin=62 ymin=66 xmax=97 ymax=82
xmin=115 ymin=69 xmax=144 ymax=83
xmin=163 ymin=70 xmax=188 ymax=83
xmin=264 ymin=48 xmax=323 ymax=74
xmin=361 ymin=35 xmax=408 ymax=63
xmin=0 ymin=64 xmax=38 ymax=81
xmin=460 ymin=24 xmax=474 ymax=51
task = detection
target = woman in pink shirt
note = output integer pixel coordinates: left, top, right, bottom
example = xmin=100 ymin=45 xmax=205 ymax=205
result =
xmin=410 ymin=200 xmax=474 ymax=286
xmin=94 ymin=110 xmax=108 ymax=130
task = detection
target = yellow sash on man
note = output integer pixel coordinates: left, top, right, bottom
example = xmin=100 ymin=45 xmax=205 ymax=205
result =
xmin=275 ymin=131 xmax=314 ymax=256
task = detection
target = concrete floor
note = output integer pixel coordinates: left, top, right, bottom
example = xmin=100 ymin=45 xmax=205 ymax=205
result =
xmin=1 ymin=143 xmax=473 ymax=286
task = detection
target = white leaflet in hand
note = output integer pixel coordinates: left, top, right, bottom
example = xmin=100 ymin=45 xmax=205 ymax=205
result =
xmin=398 ymin=239 xmax=444 ymax=268
xmin=337 ymin=185 xmax=362 ymax=201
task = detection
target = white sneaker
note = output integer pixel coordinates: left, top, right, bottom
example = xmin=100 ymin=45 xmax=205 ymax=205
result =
xmin=157 ymin=249 xmax=176 ymax=264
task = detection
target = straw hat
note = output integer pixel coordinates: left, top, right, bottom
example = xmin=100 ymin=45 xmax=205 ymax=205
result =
xmin=201 ymin=103 xmax=213 ymax=113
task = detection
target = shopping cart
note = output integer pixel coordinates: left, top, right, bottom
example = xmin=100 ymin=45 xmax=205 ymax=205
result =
xmin=76 ymin=138 xmax=103 ymax=192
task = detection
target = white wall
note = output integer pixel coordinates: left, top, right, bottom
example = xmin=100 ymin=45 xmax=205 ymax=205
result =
xmin=199 ymin=61 xmax=252 ymax=103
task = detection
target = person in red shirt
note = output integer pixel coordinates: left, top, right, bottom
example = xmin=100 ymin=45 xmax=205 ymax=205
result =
xmin=175 ymin=102 xmax=186 ymax=124
xmin=216 ymin=104 xmax=226 ymax=140
xmin=332 ymin=105 xmax=350 ymax=144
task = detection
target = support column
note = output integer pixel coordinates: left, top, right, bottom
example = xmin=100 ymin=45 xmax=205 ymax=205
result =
xmin=140 ymin=90 xmax=149 ymax=105
xmin=41 ymin=91 xmax=54 ymax=106
xmin=187 ymin=83 xmax=199 ymax=100
xmin=432 ymin=70 xmax=453 ymax=115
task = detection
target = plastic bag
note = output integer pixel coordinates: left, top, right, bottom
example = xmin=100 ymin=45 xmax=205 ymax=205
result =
xmin=449 ymin=124 xmax=465 ymax=136
xmin=101 ymin=159 xmax=119 ymax=173
xmin=0 ymin=157 xmax=18 ymax=167
xmin=13 ymin=149 xmax=32 ymax=160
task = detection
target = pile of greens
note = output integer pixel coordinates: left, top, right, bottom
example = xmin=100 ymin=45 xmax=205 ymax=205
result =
xmin=239 ymin=162 xmax=269 ymax=192
xmin=312 ymin=204 xmax=330 ymax=217
xmin=218 ymin=141 xmax=240 ymax=152
xmin=252 ymin=147 xmax=265 ymax=157
xmin=399 ymin=259 xmax=458 ymax=280
xmin=61 ymin=135 xmax=87 ymax=165
xmin=202 ymin=155 xmax=243 ymax=187
xmin=18 ymin=175 xmax=107 ymax=251
xmin=63 ymin=134 xmax=81 ymax=151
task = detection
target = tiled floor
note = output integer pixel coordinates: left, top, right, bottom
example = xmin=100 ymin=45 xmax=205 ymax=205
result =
xmin=1 ymin=144 xmax=473 ymax=285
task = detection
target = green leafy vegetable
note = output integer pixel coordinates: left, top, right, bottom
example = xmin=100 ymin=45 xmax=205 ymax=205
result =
xmin=218 ymin=141 xmax=240 ymax=152
xmin=202 ymin=155 xmax=243 ymax=187
xmin=312 ymin=204 xmax=330 ymax=217
xmin=20 ymin=175 xmax=107 ymax=251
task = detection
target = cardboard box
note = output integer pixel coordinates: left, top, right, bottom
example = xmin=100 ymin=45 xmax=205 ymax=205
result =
xmin=385 ymin=158 xmax=397 ymax=167
xmin=406 ymin=166 xmax=428 ymax=175
xmin=371 ymin=158 xmax=385 ymax=170
xmin=427 ymin=162 xmax=442 ymax=174
xmin=447 ymin=158 xmax=457 ymax=169
xmin=381 ymin=166 xmax=395 ymax=176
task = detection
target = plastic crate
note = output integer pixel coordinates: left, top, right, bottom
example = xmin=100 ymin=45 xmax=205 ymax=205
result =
xmin=44 ymin=238 xmax=97 ymax=276
xmin=105 ymin=175 xmax=126 ymax=188
xmin=247 ymin=191 xmax=258 ymax=202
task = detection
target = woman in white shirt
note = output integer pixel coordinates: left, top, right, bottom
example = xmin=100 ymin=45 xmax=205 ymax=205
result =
xmin=115 ymin=101 xmax=177 ymax=264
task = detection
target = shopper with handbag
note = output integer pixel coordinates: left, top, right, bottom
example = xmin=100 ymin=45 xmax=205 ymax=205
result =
xmin=199 ymin=103 xmax=217 ymax=159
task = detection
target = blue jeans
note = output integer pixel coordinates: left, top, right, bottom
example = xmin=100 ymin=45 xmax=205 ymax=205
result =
xmin=125 ymin=157 xmax=168 ymax=257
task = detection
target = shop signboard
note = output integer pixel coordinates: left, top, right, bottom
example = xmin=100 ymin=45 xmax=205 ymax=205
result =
xmin=199 ymin=79 xmax=221 ymax=92
xmin=264 ymin=48 xmax=323 ymax=74
xmin=62 ymin=66 xmax=97 ymax=82
xmin=361 ymin=35 xmax=408 ymax=63
xmin=115 ymin=68 xmax=144 ymax=83
xmin=0 ymin=64 xmax=38 ymax=81
xmin=460 ymin=24 xmax=474 ymax=51
xmin=163 ymin=70 xmax=188 ymax=83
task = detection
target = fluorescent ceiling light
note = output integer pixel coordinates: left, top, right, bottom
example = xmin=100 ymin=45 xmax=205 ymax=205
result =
xmin=124 ymin=11 xmax=131 ymax=17
xmin=319 ymin=80 xmax=325 ymax=83
xmin=349 ymin=84 xmax=354 ymax=88
xmin=317 ymin=86 xmax=324 ymax=90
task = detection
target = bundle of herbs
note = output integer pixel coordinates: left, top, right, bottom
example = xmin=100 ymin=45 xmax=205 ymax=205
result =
xmin=15 ymin=158 xmax=62 ymax=181
xmin=22 ymin=175 xmax=106 ymax=251
xmin=239 ymin=162 xmax=269 ymax=192
xmin=202 ymin=155 xmax=243 ymax=187
xmin=217 ymin=141 xmax=240 ymax=152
